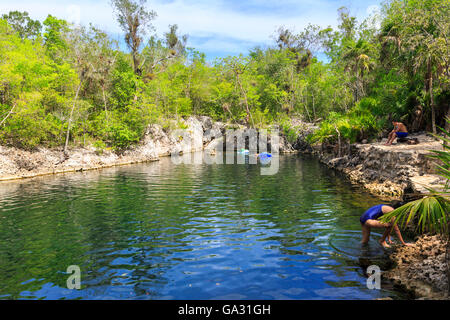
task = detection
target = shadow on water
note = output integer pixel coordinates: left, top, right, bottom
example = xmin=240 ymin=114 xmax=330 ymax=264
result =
xmin=0 ymin=153 xmax=410 ymax=299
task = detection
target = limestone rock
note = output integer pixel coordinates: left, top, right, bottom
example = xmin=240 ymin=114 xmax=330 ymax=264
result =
xmin=384 ymin=235 xmax=449 ymax=299
xmin=312 ymin=133 xmax=443 ymax=197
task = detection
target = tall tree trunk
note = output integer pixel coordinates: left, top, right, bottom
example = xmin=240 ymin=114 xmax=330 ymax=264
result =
xmin=236 ymin=72 xmax=253 ymax=127
xmin=289 ymin=68 xmax=295 ymax=114
xmin=132 ymin=46 xmax=140 ymax=75
xmin=334 ymin=124 xmax=341 ymax=158
xmin=64 ymin=79 xmax=83 ymax=156
xmin=102 ymin=85 xmax=109 ymax=126
xmin=312 ymin=92 xmax=316 ymax=121
xmin=132 ymin=46 xmax=140 ymax=101
xmin=303 ymin=88 xmax=312 ymax=123
xmin=427 ymin=59 xmax=437 ymax=134
xmin=430 ymin=74 xmax=436 ymax=135
xmin=445 ymin=106 xmax=450 ymax=133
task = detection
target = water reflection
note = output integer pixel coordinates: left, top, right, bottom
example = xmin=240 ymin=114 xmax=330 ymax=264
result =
xmin=0 ymin=154 xmax=406 ymax=299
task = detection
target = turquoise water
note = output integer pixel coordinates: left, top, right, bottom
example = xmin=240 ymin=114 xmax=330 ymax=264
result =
xmin=0 ymin=153 xmax=407 ymax=299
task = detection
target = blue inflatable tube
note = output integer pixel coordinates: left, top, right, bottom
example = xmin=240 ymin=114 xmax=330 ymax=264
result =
xmin=258 ymin=152 xmax=272 ymax=158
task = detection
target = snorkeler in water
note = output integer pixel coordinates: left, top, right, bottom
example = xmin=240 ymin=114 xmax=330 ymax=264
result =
xmin=360 ymin=201 xmax=413 ymax=248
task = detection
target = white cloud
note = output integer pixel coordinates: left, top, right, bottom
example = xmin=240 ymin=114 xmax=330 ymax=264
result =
xmin=0 ymin=1 xmax=119 ymax=31
xmin=0 ymin=0 xmax=381 ymax=57
xmin=365 ymin=4 xmax=382 ymax=29
xmin=151 ymin=0 xmax=341 ymax=42
xmin=366 ymin=4 xmax=381 ymax=16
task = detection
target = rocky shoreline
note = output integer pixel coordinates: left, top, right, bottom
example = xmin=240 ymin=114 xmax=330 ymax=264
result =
xmin=385 ymin=235 xmax=449 ymax=299
xmin=0 ymin=116 xmax=310 ymax=182
xmin=309 ymin=134 xmax=445 ymax=198
xmin=0 ymin=116 xmax=447 ymax=299
xmin=307 ymin=133 xmax=449 ymax=300
xmin=0 ymin=117 xmax=203 ymax=182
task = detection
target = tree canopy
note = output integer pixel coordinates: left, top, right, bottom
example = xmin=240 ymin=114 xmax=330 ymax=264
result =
xmin=0 ymin=1 xmax=448 ymax=152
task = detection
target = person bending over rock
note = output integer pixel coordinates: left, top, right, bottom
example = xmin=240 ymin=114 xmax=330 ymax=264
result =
xmin=360 ymin=201 xmax=413 ymax=248
xmin=385 ymin=121 xmax=408 ymax=146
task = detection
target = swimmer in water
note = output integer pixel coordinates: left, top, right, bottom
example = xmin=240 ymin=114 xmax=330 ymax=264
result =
xmin=360 ymin=200 xmax=413 ymax=248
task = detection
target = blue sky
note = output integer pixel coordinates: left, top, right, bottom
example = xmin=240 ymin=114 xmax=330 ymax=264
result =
xmin=0 ymin=0 xmax=383 ymax=61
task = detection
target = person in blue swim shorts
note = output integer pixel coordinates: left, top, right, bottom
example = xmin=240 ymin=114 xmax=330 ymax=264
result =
xmin=385 ymin=121 xmax=408 ymax=146
xmin=360 ymin=200 xmax=412 ymax=248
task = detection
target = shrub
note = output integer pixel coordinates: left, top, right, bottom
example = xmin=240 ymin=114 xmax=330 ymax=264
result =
xmin=93 ymin=140 xmax=106 ymax=155
xmin=0 ymin=92 xmax=63 ymax=149
xmin=107 ymin=122 xmax=140 ymax=152
xmin=308 ymin=107 xmax=380 ymax=145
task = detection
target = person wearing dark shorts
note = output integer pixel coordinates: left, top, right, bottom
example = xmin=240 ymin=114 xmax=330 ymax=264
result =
xmin=360 ymin=201 xmax=412 ymax=248
xmin=395 ymin=132 xmax=408 ymax=139
xmin=385 ymin=121 xmax=408 ymax=145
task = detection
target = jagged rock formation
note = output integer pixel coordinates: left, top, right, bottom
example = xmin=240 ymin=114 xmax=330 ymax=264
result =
xmin=385 ymin=235 xmax=449 ymax=300
xmin=311 ymin=133 xmax=444 ymax=197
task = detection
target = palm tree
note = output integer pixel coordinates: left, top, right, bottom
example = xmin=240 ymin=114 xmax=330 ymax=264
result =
xmin=341 ymin=39 xmax=375 ymax=102
xmin=380 ymin=118 xmax=450 ymax=295
xmin=382 ymin=0 xmax=450 ymax=134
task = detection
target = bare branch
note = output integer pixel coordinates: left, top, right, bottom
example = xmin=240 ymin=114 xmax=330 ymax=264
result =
xmin=0 ymin=103 xmax=16 ymax=127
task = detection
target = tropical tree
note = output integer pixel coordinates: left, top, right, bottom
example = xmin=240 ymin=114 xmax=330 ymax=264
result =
xmin=81 ymin=25 xmax=118 ymax=126
xmin=164 ymin=24 xmax=188 ymax=57
xmin=382 ymin=0 xmax=450 ymax=134
xmin=341 ymin=38 xmax=376 ymax=102
xmin=139 ymin=25 xmax=188 ymax=77
xmin=220 ymin=56 xmax=259 ymax=126
xmin=1 ymin=11 xmax=42 ymax=40
xmin=63 ymin=26 xmax=100 ymax=155
xmin=43 ymin=15 xmax=69 ymax=62
xmin=111 ymin=0 xmax=156 ymax=75
xmin=0 ymin=18 xmax=77 ymax=149
xmin=274 ymin=25 xmax=316 ymax=72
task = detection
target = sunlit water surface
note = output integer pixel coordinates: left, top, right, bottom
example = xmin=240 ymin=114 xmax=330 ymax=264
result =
xmin=0 ymin=153 xmax=407 ymax=299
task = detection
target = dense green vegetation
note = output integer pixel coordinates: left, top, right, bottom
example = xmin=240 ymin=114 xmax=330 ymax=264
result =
xmin=0 ymin=0 xmax=449 ymax=153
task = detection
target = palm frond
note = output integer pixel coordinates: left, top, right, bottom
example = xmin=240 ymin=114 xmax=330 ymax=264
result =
xmin=380 ymin=196 xmax=449 ymax=234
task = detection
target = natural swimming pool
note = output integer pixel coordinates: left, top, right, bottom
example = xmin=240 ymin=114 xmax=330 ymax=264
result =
xmin=0 ymin=153 xmax=408 ymax=299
